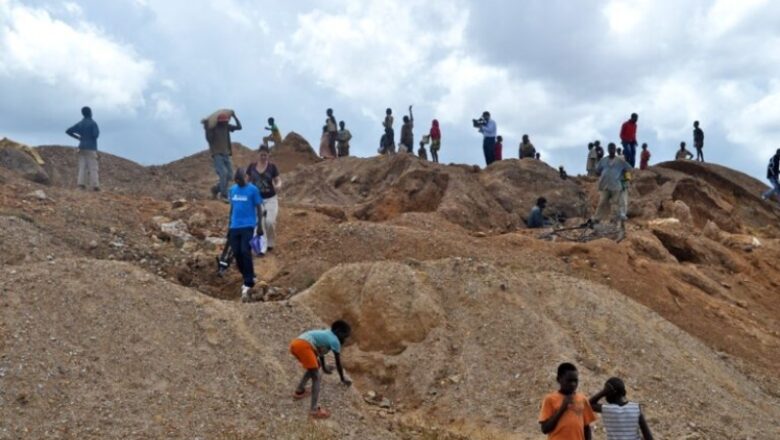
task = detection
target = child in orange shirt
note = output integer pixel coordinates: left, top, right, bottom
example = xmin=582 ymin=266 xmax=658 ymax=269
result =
xmin=539 ymin=362 xmax=596 ymax=440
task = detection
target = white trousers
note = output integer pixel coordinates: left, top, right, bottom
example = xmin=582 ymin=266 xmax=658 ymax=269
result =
xmin=77 ymin=150 xmax=99 ymax=188
xmin=261 ymin=195 xmax=279 ymax=252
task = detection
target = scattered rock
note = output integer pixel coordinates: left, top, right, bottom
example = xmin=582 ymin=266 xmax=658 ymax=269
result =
xmin=26 ymin=190 xmax=47 ymax=200
xmin=172 ymin=198 xmax=187 ymax=209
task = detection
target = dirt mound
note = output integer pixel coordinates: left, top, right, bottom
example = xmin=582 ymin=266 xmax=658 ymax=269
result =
xmin=294 ymin=259 xmax=780 ymax=439
xmin=282 ymin=154 xmax=587 ymax=232
xmin=0 ymin=259 xmax=407 ymax=439
xmin=0 ymin=137 xmax=50 ymax=184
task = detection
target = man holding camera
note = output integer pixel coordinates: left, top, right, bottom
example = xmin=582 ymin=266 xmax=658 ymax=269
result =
xmin=474 ymin=111 xmax=497 ymax=166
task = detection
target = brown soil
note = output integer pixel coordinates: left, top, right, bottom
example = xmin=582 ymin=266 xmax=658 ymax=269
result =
xmin=1 ymin=134 xmax=779 ymax=439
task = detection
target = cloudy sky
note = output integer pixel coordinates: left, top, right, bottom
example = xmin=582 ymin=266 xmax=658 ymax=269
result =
xmin=1 ymin=0 xmax=779 ymax=181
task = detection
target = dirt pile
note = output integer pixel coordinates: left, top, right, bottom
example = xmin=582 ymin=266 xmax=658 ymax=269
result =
xmin=1 ymin=133 xmax=779 ymax=439
xmin=0 ymin=137 xmax=49 ymax=184
xmin=282 ymin=154 xmax=588 ymax=232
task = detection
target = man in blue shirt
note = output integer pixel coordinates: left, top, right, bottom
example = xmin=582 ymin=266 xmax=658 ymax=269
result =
xmin=528 ymin=197 xmax=549 ymax=229
xmin=476 ymin=111 xmax=497 ymax=166
xmin=228 ymin=168 xmax=263 ymax=302
xmin=66 ymin=106 xmax=100 ymax=191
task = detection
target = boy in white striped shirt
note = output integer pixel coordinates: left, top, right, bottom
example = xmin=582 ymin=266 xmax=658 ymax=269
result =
xmin=589 ymin=377 xmax=653 ymax=440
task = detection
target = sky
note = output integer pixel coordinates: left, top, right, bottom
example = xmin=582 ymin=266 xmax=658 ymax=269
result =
xmin=1 ymin=0 xmax=779 ymax=181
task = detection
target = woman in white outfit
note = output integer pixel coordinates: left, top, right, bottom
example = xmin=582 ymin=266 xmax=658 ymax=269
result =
xmin=246 ymin=145 xmax=282 ymax=254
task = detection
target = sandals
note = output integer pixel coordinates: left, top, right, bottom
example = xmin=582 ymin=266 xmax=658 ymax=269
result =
xmin=292 ymin=389 xmax=311 ymax=400
xmin=309 ymin=407 xmax=331 ymax=419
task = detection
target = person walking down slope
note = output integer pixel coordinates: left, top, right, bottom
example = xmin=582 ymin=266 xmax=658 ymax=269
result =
xmin=337 ymin=121 xmax=352 ymax=157
xmin=762 ymin=148 xmax=780 ymax=202
xmin=476 ymin=111 xmax=497 ymax=166
xmin=246 ymin=145 xmax=282 ymax=254
xmin=325 ymin=108 xmax=338 ymax=158
xmin=620 ymin=113 xmax=639 ymax=167
xmin=262 ymin=117 xmax=282 ymax=147
xmin=693 ymin=121 xmax=705 ymax=163
xmin=675 ymin=142 xmax=693 ymax=160
xmin=519 ymin=134 xmax=536 ymax=159
xmin=591 ymin=143 xmax=632 ymax=224
xmin=227 ymin=168 xmax=263 ymax=302
xmin=66 ymin=106 xmax=101 ymax=191
xmin=203 ymin=110 xmax=242 ymax=202
xmin=399 ymin=105 xmax=415 ymax=154
xmin=639 ymin=143 xmax=651 ymax=170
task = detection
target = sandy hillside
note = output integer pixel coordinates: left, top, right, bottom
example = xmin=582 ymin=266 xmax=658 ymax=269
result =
xmin=1 ymin=135 xmax=779 ymax=439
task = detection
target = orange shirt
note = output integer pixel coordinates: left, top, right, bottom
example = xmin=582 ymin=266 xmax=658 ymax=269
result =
xmin=538 ymin=392 xmax=596 ymax=440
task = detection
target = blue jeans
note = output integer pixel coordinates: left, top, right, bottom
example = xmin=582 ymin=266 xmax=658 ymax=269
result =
xmin=763 ymin=177 xmax=780 ymax=200
xmin=622 ymin=142 xmax=637 ymax=167
xmin=483 ymin=137 xmax=496 ymax=166
xmin=228 ymin=227 xmax=255 ymax=287
xmin=212 ymin=154 xmax=233 ymax=198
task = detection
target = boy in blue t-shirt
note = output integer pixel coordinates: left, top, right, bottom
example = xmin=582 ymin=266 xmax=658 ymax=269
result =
xmin=289 ymin=320 xmax=352 ymax=419
xmin=228 ymin=168 xmax=263 ymax=302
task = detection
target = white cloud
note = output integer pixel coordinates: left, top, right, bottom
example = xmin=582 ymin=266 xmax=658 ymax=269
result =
xmin=0 ymin=0 xmax=153 ymax=112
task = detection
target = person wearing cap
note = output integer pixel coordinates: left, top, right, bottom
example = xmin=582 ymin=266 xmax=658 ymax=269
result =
xmin=228 ymin=167 xmax=263 ymax=302
xmin=203 ymin=110 xmax=242 ymax=201
xmin=66 ymin=106 xmax=100 ymax=191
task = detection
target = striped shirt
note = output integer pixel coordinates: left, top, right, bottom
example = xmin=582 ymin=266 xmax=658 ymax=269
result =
xmin=601 ymin=402 xmax=641 ymax=440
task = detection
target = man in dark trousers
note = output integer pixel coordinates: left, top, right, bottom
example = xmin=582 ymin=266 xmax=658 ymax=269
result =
xmin=203 ymin=110 xmax=242 ymax=202
xmin=476 ymin=111 xmax=497 ymax=166
xmin=66 ymin=106 xmax=100 ymax=191
xmin=693 ymin=121 xmax=705 ymax=162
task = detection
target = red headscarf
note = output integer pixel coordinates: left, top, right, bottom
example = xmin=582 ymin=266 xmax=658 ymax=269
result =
xmin=430 ymin=119 xmax=441 ymax=140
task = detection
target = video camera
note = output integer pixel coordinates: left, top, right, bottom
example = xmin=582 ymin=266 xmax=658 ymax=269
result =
xmin=472 ymin=117 xmax=487 ymax=128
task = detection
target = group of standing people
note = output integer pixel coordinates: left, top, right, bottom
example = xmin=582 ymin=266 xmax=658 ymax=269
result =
xmin=377 ymin=106 xmax=443 ymax=163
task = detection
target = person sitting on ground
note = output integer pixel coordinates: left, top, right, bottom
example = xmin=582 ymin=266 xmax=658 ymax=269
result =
xmin=536 ymin=152 xmax=541 ymax=160
xmin=495 ymin=135 xmax=504 ymax=161
xmin=246 ymin=145 xmax=282 ymax=255
xmin=589 ymin=377 xmax=654 ymax=440
xmin=528 ymin=197 xmax=551 ymax=229
xmin=762 ymin=148 xmax=780 ymax=202
xmin=675 ymin=142 xmax=693 ymax=160
xmin=539 ymin=362 xmax=596 ymax=440
xmin=417 ymin=136 xmax=429 ymax=160
xmin=336 ymin=121 xmax=352 ymax=157
xmin=66 ymin=106 xmax=101 ymax=191
xmin=290 ymin=320 xmax=353 ymax=420
xmin=591 ymin=143 xmax=631 ymax=224
xmin=639 ymin=143 xmax=651 ymax=170
xmin=693 ymin=120 xmax=704 ymax=163
xmin=399 ymin=105 xmax=414 ymax=153
xmin=559 ymin=166 xmax=568 ymax=180
xmin=227 ymin=168 xmax=263 ymax=302
xmin=429 ymin=119 xmax=441 ymax=163
xmin=519 ymin=134 xmax=536 ymax=159
xmin=586 ymin=143 xmax=598 ymax=176
xmin=262 ymin=117 xmax=282 ymax=147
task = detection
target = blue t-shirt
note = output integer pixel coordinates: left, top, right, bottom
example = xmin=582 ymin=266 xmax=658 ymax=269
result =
xmin=229 ymin=184 xmax=262 ymax=229
xmin=298 ymin=329 xmax=341 ymax=355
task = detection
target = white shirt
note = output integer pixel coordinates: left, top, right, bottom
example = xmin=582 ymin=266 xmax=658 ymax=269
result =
xmin=480 ymin=119 xmax=497 ymax=138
